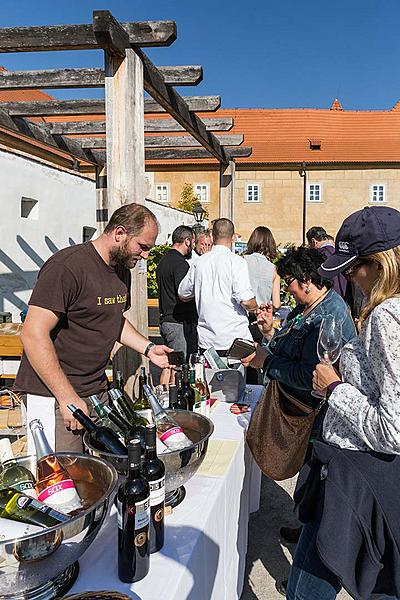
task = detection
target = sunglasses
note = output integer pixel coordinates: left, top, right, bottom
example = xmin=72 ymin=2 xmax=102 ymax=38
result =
xmin=283 ymin=276 xmax=296 ymax=287
xmin=343 ymin=259 xmax=371 ymax=280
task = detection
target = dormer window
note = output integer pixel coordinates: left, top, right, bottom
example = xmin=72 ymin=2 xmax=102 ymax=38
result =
xmin=309 ymin=139 xmax=321 ymax=151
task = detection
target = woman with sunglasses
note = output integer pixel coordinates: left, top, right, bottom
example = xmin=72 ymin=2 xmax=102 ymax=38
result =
xmin=285 ymin=206 xmax=400 ymax=600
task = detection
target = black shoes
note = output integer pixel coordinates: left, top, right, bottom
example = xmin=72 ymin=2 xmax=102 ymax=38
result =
xmin=279 ymin=525 xmax=302 ymax=544
xmin=275 ymin=579 xmax=287 ymax=596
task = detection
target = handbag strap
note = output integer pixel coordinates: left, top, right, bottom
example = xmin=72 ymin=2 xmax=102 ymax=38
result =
xmin=276 ymin=381 xmax=323 ymax=415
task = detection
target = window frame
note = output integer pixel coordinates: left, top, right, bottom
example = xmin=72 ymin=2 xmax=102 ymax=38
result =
xmin=307 ymin=182 xmax=323 ymax=203
xmin=245 ymin=182 xmax=261 ymax=203
xmin=155 ymin=183 xmax=170 ymax=203
xmin=194 ymin=182 xmax=210 ymax=203
xmin=370 ymin=183 xmax=386 ymax=204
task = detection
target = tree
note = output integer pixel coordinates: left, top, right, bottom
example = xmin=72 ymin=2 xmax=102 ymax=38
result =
xmin=176 ymin=183 xmax=209 ymax=218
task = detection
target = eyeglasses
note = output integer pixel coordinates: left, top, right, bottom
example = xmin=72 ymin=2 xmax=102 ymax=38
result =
xmin=343 ymin=259 xmax=370 ymax=280
xmin=283 ymin=276 xmax=296 ymax=287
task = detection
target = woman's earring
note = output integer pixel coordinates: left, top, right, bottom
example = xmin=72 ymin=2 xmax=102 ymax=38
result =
xmin=305 ymin=287 xmax=310 ymax=294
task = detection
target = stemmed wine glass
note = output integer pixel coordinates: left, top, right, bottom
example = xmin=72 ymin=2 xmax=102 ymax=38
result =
xmin=311 ymin=314 xmax=342 ymax=398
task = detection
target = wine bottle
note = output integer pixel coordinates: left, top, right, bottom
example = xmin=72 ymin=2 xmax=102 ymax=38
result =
xmin=67 ymin=405 xmax=127 ymax=455
xmin=88 ymin=395 xmax=125 ymax=443
xmin=189 ymin=368 xmax=201 ymax=413
xmin=195 ymin=357 xmax=209 ymax=416
xmin=115 ymin=370 xmax=124 ymax=393
xmin=0 ymin=487 xmax=70 ymax=527
xmin=133 ymin=367 xmax=153 ymax=422
xmin=117 ymin=439 xmax=150 ymax=583
xmin=168 ymin=384 xmax=177 ymax=409
xmin=141 ymin=425 xmax=165 ymax=553
xmin=143 ymin=384 xmax=192 ymax=451
xmin=102 ymin=404 xmax=146 ymax=449
xmin=29 ymin=419 xmax=82 ymax=514
xmin=177 ymin=364 xmax=195 ymax=411
xmin=0 ymin=438 xmax=37 ymax=498
xmin=174 ymin=368 xmax=187 ymax=410
xmin=108 ymin=387 xmax=137 ymax=423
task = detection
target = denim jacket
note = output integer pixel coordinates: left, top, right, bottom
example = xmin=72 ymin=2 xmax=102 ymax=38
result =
xmin=263 ymin=289 xmax=356 ymax=408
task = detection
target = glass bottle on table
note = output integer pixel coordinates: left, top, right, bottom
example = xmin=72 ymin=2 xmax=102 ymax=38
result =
xmin=189 ymin=366 xmax=201 ymax=413
xmin=115 ymin=370 xmax=124 ymax=393
xmin=141 ymin=424 xmax=165 ymax=553
xmin=0 ymin=438 xmax=37 ymax=498
xmin=176 ymin=364 xmax=195 ymax=410
xmin=108 ymin=387 xmax=138 ymax=423
xmin=117 ymin=439 xmax=150 ymax=583
xmin=89 ymin=394 xmax=124 ymax=442
xmin=101 ymin=404 xmax=146 ymax=450
xmin=67 ymin=405 xmax=127 ymax=455
xmin=133 ymin=367 xmax=153 ymax=422
xmin=143 ymin=384 xmax=192 ymax=451
xmin=29 ymin=419 xmax=82 ymax=514
xmin=0 ymin=487 xmax=70 ymax=527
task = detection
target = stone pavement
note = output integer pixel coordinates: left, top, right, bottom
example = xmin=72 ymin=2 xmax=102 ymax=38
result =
xmin=241 ymin=474 xmax=351 ymax=600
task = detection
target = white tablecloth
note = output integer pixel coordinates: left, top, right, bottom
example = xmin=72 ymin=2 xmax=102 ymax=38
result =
xmin=69 ymin=385 xmax=263 ymax=600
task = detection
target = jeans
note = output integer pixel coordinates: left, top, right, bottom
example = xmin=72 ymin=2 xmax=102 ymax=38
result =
xmin=287 ymin=516 xmax=398 ymax=600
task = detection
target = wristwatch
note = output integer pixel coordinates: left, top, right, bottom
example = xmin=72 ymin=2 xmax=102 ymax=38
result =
xmin=144 ymin=342 xmax=155 ymax=357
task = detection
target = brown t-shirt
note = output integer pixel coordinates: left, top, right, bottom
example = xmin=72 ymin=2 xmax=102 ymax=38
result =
xmin=15 ymin=242 xmax=131 ymax=397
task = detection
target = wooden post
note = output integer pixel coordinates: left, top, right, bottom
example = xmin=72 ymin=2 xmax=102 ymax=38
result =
xmin=95 ymin=164 xmax=108 ymax=234
xmin=104 ymin=47 xmax=147 ymax=398
xmin=219 ymin=159 xmax=236 ymax=219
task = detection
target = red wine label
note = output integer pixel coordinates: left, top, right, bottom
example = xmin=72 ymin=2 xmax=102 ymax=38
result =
xmin=37 ymin=479 xmax=81 ymax=512
xmin=149 ymin=477 xmax=165 ymax=507
xmin=134 ymin=498 xmax=150 ymax=530
xmin=160 ymin=427 xmax=183 ymax=442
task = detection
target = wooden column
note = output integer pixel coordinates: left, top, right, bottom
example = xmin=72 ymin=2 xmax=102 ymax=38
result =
xmin=95 ymin=164 xmax=108 ymax=234
xmin=104 ymin=47 xmax=147 ymax=398
xmin=219 ymin=159 xmax=236 ymax=219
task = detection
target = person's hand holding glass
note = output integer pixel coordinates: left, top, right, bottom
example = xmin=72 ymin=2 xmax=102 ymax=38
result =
xmin=312 ymin=314 xmax=343 ymax=398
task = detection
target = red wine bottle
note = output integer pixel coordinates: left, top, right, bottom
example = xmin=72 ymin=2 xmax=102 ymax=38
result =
xmin=141 ymin=424 xmax=165 ymax=553
xmin=117 ymin=439 xmax=150 ymax=583
xmin=67 ymin=405 xmax=127 ymax=455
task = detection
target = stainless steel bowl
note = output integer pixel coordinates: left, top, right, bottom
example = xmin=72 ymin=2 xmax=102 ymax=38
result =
xmin=0 ymin=453 xmax=118 ymax=600
xmin=83 ymin=410 xmax=214 ymax=507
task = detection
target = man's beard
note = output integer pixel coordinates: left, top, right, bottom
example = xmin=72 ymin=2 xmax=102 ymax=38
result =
xmin=186 ymin=248 xmax=193 ymax=260
xmin=109 ymin=240 xmax=140 ymax=269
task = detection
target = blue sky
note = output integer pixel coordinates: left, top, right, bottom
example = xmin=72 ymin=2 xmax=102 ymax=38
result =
xmin=1 ymin=0 xmax=400 ymax=110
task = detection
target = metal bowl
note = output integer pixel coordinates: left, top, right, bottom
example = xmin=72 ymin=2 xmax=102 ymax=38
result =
xmin=83 ymin=410 xmax=214 ymax=507
xmin=0 ymin=453 xmax=118 ymax=600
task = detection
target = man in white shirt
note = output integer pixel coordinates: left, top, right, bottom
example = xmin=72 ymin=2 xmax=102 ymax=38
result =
xmin=178 ymin=218 xmax=257 ymax=354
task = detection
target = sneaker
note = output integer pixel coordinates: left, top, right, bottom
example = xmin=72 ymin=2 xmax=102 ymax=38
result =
xmin=275 ymin=579 xmax=287 ymax=596
xmin=279 ymin=525 xmax=302 ymax=544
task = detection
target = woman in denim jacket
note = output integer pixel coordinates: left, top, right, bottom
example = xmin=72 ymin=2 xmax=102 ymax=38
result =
xmin=246 ymin=246 xmax=356 ymax=409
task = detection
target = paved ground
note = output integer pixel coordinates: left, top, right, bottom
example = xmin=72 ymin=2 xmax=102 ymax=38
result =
xmin=241 ymin=475 xmax=351 ymax=600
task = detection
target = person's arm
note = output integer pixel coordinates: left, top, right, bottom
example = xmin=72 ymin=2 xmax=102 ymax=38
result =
xmin=233 ymin=256 xmax=258 ymax=311
xmin=271 ymin=269 xmax=281 ymax=310
xmin=241 ymin=297 xmax=258 ymax=311
xmin=119 ymin=319 xmax=171 ymax=369
xmin=178 ymin=264 xmax=195 ymax=301
xmin=324 ymin=305 xmax=400 ymax=453
xmin=20 ymin=306 xmax=88 ymax=430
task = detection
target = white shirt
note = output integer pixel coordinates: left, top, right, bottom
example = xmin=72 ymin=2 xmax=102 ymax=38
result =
xmin=323 ymin=297 xmax=400 ymax=454
xmin=178 ymin=245 xmax=254 ymax=350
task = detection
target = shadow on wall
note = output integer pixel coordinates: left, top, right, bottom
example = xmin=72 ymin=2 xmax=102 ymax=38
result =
xmin=0 ymin=235 xmax=76 ymax=313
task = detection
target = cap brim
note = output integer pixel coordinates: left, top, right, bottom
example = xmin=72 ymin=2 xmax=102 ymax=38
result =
xmin=318 ymin=253 xmax=357 ymax=279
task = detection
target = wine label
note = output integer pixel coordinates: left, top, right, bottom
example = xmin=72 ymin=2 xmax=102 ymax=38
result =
xmin=149 ymin=477 xmax=165 ymax=507
xmin=134 ymin=498 xmax=150 ymax=530
xmin=15 ymin=495 xmax=70 ymax=523
xmin=37 ymin=479 xmax=82 ymax=512
xmin=159 ymin=426 xmax=183 ymax=443
xmin=13 ymin=481 xmax=37 ymax=498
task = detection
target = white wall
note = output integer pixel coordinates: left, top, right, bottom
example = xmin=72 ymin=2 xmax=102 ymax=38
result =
xmin=145 ymin=197 xmax=198 ymax=244
xmin=0 ymin=150 xmax=96 ymax=321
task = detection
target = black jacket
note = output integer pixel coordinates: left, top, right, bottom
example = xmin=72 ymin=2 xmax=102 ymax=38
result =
xmin=295 ymin=440 xmax=400 ymax=600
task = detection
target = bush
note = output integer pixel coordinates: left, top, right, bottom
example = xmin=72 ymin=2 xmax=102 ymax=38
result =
xmin=147 ymin=244 xmax=170 ymax=299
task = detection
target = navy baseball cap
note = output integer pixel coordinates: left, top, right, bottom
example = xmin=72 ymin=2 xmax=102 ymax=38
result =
xmin=319 ymin=206 xmax=400 ymax=279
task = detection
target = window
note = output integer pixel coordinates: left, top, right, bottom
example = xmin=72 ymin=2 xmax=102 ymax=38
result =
xmin=194 ymin=183 xmax=209 ymax=203
xmin=370 ymin=184 xmax=386 ymax=203
xmin=246 ymin=183 xmax=260 ymax=203
xmin=156 ymin=184 xmax=169 ymax=203
xmin=307 ymin=183 xmax=322 ymax=203
xmin=21 ymin=197 xmax=39 ymax=220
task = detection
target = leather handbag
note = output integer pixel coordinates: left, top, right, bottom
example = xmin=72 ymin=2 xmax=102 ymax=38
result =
xmin=246 ymin=379 xmax=322 ymax=481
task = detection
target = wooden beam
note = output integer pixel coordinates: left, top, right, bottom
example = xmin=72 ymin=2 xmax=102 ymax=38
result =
xmin=219 ymin=159 xmax=236 ymax=219
xmin=0 ymin=96 xmax=221 ymax=116
xmin=0 ymin=66 xmax=203 ymax=90
xmin=93 ymin=10 xmax=129 ymax=58
xmin=135 ymin=47 xmax=227 ymax=163
xmin=0 ymin=21 xmax=176 ymax=52
xmin=48 ymin=117 xmax=234 ymax=134
xmin=91 ymin=146 xmax=251 ymax=161
xmin=79 ymin=134 xmax=244 ymax=149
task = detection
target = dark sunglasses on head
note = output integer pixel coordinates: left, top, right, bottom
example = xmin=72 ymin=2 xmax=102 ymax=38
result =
xmin=283 ymin=275 xmax=296 ymax=286
xmin=343 ymin=259 xmax=371 ymax=280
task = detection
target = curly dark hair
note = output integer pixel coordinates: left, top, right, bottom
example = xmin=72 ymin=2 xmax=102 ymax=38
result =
xmin=276 ymin=246 xmax=331 ymax=290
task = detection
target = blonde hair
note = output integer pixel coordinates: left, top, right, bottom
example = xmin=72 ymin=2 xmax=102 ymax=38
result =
xmin=359 ymin=245 xmax=400 ymax=326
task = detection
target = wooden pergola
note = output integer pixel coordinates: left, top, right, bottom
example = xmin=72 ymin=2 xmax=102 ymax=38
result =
xmin=0 ymin=10 xmax=252 ymax=391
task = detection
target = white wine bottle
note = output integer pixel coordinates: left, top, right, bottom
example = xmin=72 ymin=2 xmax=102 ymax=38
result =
xmin=143 ymin=385 xmax=192 ymax=451
xmin=0 ymin=438 xmax=37 ymax=498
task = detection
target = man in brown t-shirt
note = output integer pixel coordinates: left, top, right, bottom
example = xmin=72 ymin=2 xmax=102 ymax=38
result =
xmin=15 ymin=203 xmax=171 ymax=451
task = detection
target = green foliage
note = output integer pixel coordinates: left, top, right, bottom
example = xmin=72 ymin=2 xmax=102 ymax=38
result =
xmin=274 ymin=245 xmax=297 ymax=308
xmin=146 ymin=244 xmax=170 ymax=299
xmin=176 ymin=183 xmax=209 ymax=219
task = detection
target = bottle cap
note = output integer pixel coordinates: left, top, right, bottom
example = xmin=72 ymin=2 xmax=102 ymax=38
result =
xmin=29 ymin=419 xmax=44 ymax=431
xmin=128 ymin=438 xmax=142 ymax=467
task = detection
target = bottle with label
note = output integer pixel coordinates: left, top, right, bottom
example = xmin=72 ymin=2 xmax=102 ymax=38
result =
xmin=195 ymin=356 xmax=210 ymax=417
xmin=141 ymin=424 xmax=165 ymax=553
xmin=29 ymin=419 xmax=82 ymax=514
xmin=89 ymin=394 xmax=125 ymax=442
xmin=101 ymin=404 xmax=146 ymax=450
xmin=117 ymin=439 xmax=150 ymax=583
xmin=67 ymin=405 xmax=127 ymax=455
xmin=0 ymin=487 xmax=70 ymax=527
xmin=133 ymin=367 xmax=153 ymax=422
xmin=0 ymin=438 xmax=37 ymax=498
xmin=108 ymin=388 xmax=138 ymax=424
xmin=143 ymin=384 xmax=192 ymax=451
xmin=177 ymin=364 xmax=195 ymax=411
xmin=189 ymin=368 xmax=201 ymax=413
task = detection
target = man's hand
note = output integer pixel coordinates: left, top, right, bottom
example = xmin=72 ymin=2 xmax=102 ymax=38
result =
xmin=241 ymin=343 xmax=268 ymax=369
xmin=58 ymin=397 xmax=89 ymax=431
xmin=147 ymin=344 xmax=173 ymax=369
xmin=312 ymin=363 xmax=341 ymax=393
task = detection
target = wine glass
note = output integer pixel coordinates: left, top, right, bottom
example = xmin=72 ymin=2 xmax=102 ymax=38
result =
xmin=311 ymin=314 xmax=342 ymax=398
